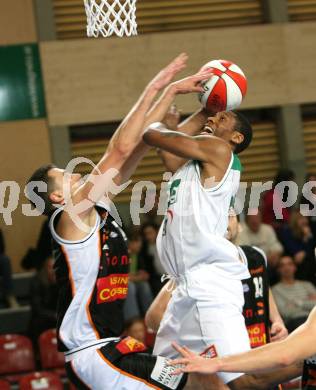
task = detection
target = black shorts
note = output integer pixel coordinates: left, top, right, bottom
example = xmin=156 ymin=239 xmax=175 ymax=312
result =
xmin=65 ymin=337 xmax=187 ymax=390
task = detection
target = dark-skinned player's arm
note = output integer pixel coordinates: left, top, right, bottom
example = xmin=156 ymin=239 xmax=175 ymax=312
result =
xmin=157 ymin=107 xmax=209 ymax=174
xmin=116 ymin=69 xmax=213 ymax=184
xmin=169 ymin=306 xmax=316 ymax=376
xmin=145 ymin=281 xmax=174 ymax=332
xmin=143 ymin=126 xmax=231 ymax=177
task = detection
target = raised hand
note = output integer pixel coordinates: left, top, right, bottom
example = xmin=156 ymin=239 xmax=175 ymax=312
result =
xmin=171 ymin=68 xmax=214 ymax=94
xmin=270 ymin=321 xmax=288 ymax=342
xmin=162 ymin=105 xmax=181 ymax=131
xmin=168 ymin=342 xmax=220 ymax=375
xmin=150 ymin=53 xmax=188 ymax=92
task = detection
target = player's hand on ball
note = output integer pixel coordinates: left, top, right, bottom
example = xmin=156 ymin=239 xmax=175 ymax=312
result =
xmin=168 ymin=342 xmax=219 ymax=375
xmin=162 ymin=105 xmax=181 ymax=131
xmin=171 ymin=68 xmax=213 ymax=95
xmin=270 ymin=321 xmax=288 ymax=342
xmin=150 ymin=53 xmax=188 ymax=92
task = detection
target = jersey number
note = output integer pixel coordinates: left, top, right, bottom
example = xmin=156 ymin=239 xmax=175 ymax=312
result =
xmin=168 ymin=179 xmax=181 ymax=207
xmin=162 ymin=179 xmax=181 ymax=236
xmin=253 ymin=276 xmax=263 ymax=298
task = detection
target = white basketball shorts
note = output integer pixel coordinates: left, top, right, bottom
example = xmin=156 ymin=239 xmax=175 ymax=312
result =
xmin=153 ymin=269 xmax=251 ymax=385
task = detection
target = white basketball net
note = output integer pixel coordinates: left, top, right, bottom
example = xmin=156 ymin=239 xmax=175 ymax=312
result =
xmin=84 ymin=0 xmax=137 ymax=37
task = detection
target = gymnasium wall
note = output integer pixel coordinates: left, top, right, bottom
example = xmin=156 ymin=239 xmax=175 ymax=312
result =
xmin=0 ymin=1 xmax=52 ymax=272
xmin=40 ymin=22 xmax=316 ymax=126
xmin=0 ymin=1 xmax=37 ymax=46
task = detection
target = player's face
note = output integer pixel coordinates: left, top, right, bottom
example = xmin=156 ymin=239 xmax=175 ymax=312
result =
xmin=202 ymin=111 xmax=237 ymax=141
xmin=48 ymin=168 xmax=83 ymax=205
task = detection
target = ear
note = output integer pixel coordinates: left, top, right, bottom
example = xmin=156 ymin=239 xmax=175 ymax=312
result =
xmin=232 ymin=131 xmax=244 ymax=146
xmin=49 ymin=190 xmax=64 ymax=206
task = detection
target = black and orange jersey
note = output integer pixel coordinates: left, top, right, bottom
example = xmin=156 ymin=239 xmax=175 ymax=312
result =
xmin=50 ymin=204 xmax=129 ymax=352
xmin=302 ymin=356 xmax=316 ymax=389
xmin=240 ymin=245 xmax=270 ymax=347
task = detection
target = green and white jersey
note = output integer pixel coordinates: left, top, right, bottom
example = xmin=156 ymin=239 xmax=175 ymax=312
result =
xmin=157 ymin=153 xmax=250 ymax=280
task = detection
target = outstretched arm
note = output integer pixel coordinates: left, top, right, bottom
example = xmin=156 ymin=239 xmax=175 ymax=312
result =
xmin=57 ymin=54 xmax=189 ymax=240
xmin=170 ymin=306 xmax=316 ymax=376
xmin=67 ymin=54 xmax=188 ymax=215
xmin=116 ymin=69 xmax=212 ymax=184
xmin=143 ymin=126 xmax=231 ymax=175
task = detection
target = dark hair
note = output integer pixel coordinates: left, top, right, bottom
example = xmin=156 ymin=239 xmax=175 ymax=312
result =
xmin=278 ymin=255 xmax=296 ymax=270
xmin=273 ymin=169 xmax=295 ymax=187
xmin=231 ymin=111 xmax=253 ymax=154
xmin=26 ymin=164 xmax=57 ymax=216
xmin=127 ymin=228 xmax=142 ymax=242
xmin=140 ymin=222 xmax=159 ymax=233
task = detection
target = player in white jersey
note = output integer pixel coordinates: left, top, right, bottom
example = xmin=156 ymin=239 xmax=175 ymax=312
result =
xmin=142 ymin=108 xmax=253 ymax=387
xmin=26 ymin=55 xmax=215 ymax=390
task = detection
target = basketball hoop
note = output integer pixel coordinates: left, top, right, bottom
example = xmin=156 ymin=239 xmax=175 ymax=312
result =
xmin=84 ymin=0 xmax=137 ymax=38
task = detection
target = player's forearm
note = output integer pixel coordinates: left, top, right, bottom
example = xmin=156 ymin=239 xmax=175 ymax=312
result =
xmin=143 ymin=129 xmax=194 ymax=159
xmin=216 ymin=318 xmax=314 ymax=375
xmin=109 ymin=84 xmax=159 ymax=156
xmin=214 ymin=341 xmax=296 ymax=374
xmin=158 ymin=109 xmax=208 ymax=173
xmin=116 ymin=85 xmax=178 ymax=183
xmin=269 ymin=289 xmax=283 ymax=324
xmin=178 ymin=108 xmax=208 ymax=136
xmin=144 ymin=84 xmax=177 ymax=129
xmin=143 ymin=127 xmax=230 ymax=164
xmin=145 ymin=281 xmax=173 ymax=331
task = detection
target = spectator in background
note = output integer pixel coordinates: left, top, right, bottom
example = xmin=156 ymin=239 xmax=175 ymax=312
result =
xmin=261 ymin=169 xmax=295 ymax=229
xmin=272 ymin=256 xmax=316 ymax=332
xmin=29 ymin=256 xmax=58 ymax=341
xmin=124 ymin=317 xmax=147 ymax=345
xmin=300 ymin=173 xmax=316 ymax=239
xmin=238 ymin=210 xmax=283 ymax=284
xmin=0 ymin=229 xmax=19 ymax=308
xmin=140 ymin=222 xmax=166 ymax=296
xmin=278 ymin=209 xmax=316 ymax=284
xmin=123 ymin=230 xmax=153 ymax=321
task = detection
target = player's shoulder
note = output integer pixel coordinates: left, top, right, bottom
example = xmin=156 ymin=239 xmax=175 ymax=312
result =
xmin=200 ymin=135 xmax=232 ymax=163
xmin=231 ymin=154 xmax=242 ymax=173
xmin=251 ymin=246 xmax=268 ymax=266
xmin=240 ymin=245 xmax=268 ymax=267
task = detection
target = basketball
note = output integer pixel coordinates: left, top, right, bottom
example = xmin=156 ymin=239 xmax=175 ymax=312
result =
xmin=198 ymin=59 xmax=247 ymax=113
